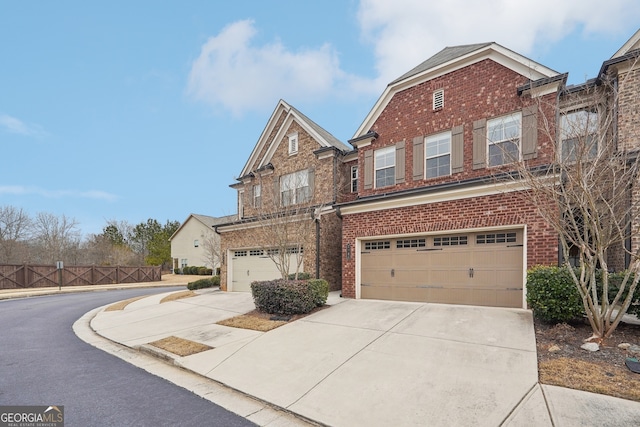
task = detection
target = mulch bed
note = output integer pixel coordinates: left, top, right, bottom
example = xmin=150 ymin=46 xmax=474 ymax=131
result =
xmin=534 ymin=317 xmax=640 ymax=401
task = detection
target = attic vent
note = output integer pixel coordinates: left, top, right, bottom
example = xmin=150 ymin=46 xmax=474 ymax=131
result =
xmin=433 ymin=89 xmax=444 ymax=110
xmin=288 ymin=133 xmax=299 ymax=155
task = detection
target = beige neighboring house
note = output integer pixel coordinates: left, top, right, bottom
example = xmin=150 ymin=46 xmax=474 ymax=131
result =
xmin=170 ymin=213 xmax=236 ymax=272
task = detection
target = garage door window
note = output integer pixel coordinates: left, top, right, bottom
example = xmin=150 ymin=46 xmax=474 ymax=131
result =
xmin=396 ymin=239 xmax=426 ymax=248
xmin=234 ymin=250 xmax=247 ymax=257
xmin=365 ymin=241 xmax=390 ymax=250
xmin=434 ymin=235 xmax=468 ymax=246
xmin=476 ymin=232 xmax=517 ymax=244
xmin=250 ymin=249 xmax=264 ymax=256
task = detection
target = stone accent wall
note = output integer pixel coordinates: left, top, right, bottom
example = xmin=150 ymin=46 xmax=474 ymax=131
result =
xmin=221 ymin=114 xmax=347 ymax=292
xmin=617 ymin=66 xmax=640 ymax=152
xmin=219 ymin=211 xmax=342 ymax=291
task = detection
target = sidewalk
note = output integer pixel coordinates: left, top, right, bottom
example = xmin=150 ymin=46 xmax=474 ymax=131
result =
xmin=81 ymin=288 xmax=640 ymax=426
xmin=0 ymin=274 xmax=199 ymax=300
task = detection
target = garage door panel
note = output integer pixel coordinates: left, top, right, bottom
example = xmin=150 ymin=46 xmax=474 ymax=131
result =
xmin=495 ymin=290 xmax=523 ymax=308
xmin=232 ymin=250 xmax=301 ymax=292
xmin=394 ymin=268 xmax=427 ymax=286
xmin=360 ymin=229 xmax=524 ymax=308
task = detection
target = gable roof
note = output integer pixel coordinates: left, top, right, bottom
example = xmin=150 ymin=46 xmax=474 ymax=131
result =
xmin=238 ymin=100 xmax=350 ymax=179
xmin=169 ymin=213 xmax=237 ymax=241
xmin=353 ymin=42 xmax=559 ymax=139
xmin=612 ymin=28 xmax=640 ymax=59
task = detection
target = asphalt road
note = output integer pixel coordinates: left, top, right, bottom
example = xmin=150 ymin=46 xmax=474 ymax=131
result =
xmin=0 ymin=287 xmax=256 ymax=427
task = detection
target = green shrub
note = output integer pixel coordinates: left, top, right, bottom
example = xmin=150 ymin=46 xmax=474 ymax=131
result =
xmin=526 ymin=266 xmax=584 ymax=323
xmin=597 ymin=270 xmax=640 ymax=317
xmin=198 ymin=266 xmax=208 ymax=275
xmin=251 ymin=279 xmax=317 ymax=315
xmin=287 ymin=272 xmax=312 ymax=280
xmin=173 ymin=268 xmax=182 ymax=275
xmin=308 ymin=279 xmax=329 ymax=307
xmin=187 ymin=276 xmax=219 ymax=290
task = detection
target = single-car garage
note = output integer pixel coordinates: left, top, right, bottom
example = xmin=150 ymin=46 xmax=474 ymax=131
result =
xmin=229 ymin=248 xmax=303 ymax=292
xmin=359 ymin=229 xmax=524 ymax=308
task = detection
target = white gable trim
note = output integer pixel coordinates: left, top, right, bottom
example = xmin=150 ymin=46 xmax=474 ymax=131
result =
xmin=353 ymin=43 xmax=559 ymax=138
xmin=239 ymin=100 xmax=292 ymax=178
xmin=257 ymin=108 xmax=334 ymax=170
xmin=240 ymin=100 xmax=339 ymax=177
xmin=613 ymin=29 xmax=640 ymax=59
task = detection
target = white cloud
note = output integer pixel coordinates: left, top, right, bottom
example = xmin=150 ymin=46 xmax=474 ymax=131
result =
xmin=187 ymin=20 xmax=343 ymax=116
xmin=357 ymin=0 xmax=639 ymax=85
xmin=0 ymin=114 xmax=45 ymax=137
xmin=187 ymin=2 xmax=638 ymax=116
xmin=0 ymin=186 xmax=117 ymax=202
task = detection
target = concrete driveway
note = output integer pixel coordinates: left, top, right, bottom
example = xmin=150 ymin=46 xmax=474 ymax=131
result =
xmin=90 ymin=291 xmax=547 ymax=426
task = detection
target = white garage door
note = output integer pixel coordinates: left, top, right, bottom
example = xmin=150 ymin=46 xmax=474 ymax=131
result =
xmin=230 ymin=248 xmax=303 ymax=292
xmin=360 ymin=229 xmax=523 ymax=308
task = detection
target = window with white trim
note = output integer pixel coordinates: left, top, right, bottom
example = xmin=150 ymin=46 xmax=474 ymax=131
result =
xmin=288 ymin=133 xmax=298 ymax=155
xmin=194 ymin=239 xmax=199 ymax=247
xmin=351 ymin=166 xmax=358 ymax=193
xmin=280 ymin=170 xmax=309 ymax=206
xmin=425 ymin=131 xmax=451 ymax=178
xmin=560 ymin=109 xmax=598 ymax=162
xmin=487 ymin=113 xmax=521 ymax=166
xmin=375 ymin=146 xmax=395 ymax=188
xmin=253 ymin=184 xmax=261 ymax=208
xmin=433 ymin=89 xmax=444 ymax=110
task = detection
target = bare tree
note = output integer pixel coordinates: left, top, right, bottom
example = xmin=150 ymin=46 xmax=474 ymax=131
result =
xmin=0 ymin=206 xmax=31 ymax=263
xmin=250 ymin=169 xmax=318 ymax=280
xmin=202 ymin=232 xmax=221 ymax=274
xmin=508 ymin=60 xmax=640 ymax=341
xmin=31 ymin=212 xmax=81 ymax=264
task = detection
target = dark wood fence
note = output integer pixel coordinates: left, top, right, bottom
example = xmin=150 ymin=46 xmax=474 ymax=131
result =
xmin=0 ymin=264 xmax=162 ymax=289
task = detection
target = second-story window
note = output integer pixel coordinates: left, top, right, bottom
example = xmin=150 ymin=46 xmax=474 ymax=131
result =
xmin=280 ymin=170 xmax=310 ymax=206
xmin=351 ymin=166 xmax=358 ymax=192
xmin=425 ymin=131 xmax=451 ymax=178
xmin=487 ymin=112 xmax=521 ymax=166
xmin=375 ymin=146 xmax=395 ymax=188
xmin=253 ymin=184 xmax=261 ymax=208
xmin=560 ymin=109 xmax=599 ymax=162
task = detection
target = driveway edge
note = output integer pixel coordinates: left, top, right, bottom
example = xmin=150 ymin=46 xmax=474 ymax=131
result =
xmin=74 ymin=306 xmax=322 ymax=427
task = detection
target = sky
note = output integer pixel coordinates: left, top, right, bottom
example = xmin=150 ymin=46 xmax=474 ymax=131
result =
xmin=1 ymin=1 xmax=638 ymax=238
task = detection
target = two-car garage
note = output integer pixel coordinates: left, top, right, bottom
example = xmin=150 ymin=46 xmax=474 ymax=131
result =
xmin=229 ymin=248 xmax=302 ymax=292
xmin=359 ymin=228 xmax=524 ymax=308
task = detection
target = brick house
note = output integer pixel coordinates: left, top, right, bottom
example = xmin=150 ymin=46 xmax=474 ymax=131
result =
xmin=337 ymin=43 xmax=567 ymax=308
xmin=216 ymin=100 xmax=351 ymax=292
xmin=336 ymin=33 xmax=640 ymax=309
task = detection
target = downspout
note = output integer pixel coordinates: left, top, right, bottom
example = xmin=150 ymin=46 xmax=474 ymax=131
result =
xmin=612 ymin=78 xmax=631 ymax=269
xmin=556 ymin=87 xmax=563 ymax=267
xmin=316 ymin=216 xmax=320 ymax=280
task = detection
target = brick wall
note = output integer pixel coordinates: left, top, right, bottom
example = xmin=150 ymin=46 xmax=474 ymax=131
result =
xmin=358 ymin=59 xmax=557 ymax=198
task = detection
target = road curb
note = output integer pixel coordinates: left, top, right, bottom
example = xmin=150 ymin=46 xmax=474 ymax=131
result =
xmin=76 ymin=301 xmax=322 ymax=426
